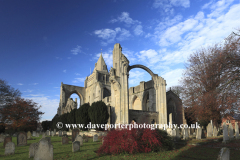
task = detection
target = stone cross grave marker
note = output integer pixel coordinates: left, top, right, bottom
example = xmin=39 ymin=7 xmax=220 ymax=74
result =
xmin=4 ymin=136 xmax=12 ymax=148
xmin=228 ymin=123 xmax=234 ymax=140
xmin=222 ymin=122 xmax=229 ymax=143
xmin=75 ymin=135 xmax=83 ymax=146
xmin=72 ymin=141 xmax=80 ymax=152
xmin=17 ymin=132 xmax=27 ymax=146
xmin=235 ymin=122 xmax=239 ymax=139
xmin=5 ymin=142 xmax=15 ymax=155
xmin=217 ymin=147 xmax=230 ymax=160
xmin=93 ymin=134 xmax=98 ymax=142
xmin=72 ymin=129 xmax=79 ymax=142
xmin=34 ymin=139 xmax=53 ymax=160
xmin=29 ymin=143 xmax=38 ymax=158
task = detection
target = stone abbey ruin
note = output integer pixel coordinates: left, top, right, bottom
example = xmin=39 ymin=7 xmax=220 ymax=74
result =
xmin=57 ymin=43 xmax=186 ymax=125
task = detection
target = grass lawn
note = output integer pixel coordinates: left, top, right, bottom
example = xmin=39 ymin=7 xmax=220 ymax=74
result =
xmin=0 ymin=135 xmax=240 ymax=160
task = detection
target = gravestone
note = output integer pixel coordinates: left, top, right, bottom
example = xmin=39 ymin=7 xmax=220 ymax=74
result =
xmin=42 ymin=132 xmax=46 ymax=138
xmin=196 ymin=127 xmax=202 ymax=140
xmin=72 ymin=141 xmax=80 ymax=152
xmin=51 ymin=131 xmax=54 ymax=137
xmin=93 ymin=134 xmax=98 ymax=142
xmin=207 ymin=123 xmax=213 ymax=137
xmin=0 ymin=135 xmax=5 ymax=143
xmin=172 ymin=129 xmax=176 ymax=141
xmin=32 ymin=131 xmax=36 ymax=137
xmin=228 ymin=123 xmax=234 ymax=140
xmin=27 ymin=131 xmax=31 ymax=139
xmin=13 ymin=133 xmax=17 ymax=137
xmin=5 ymin=142 xmax=15 ymax=155
xmin=58 ymin=131 xmax=62 ymax=137
xmin=63 ymin=131 xmax=67 ymax=135
xmin=62 ymin=136 xmax=69 ymax=145
xmin=17 ymin=132 xmax=27 ymax=146
xmin=188 ymin=128 xmax=190 ymax=137
xmin=29 ymin=143 xmax=38 ymax=158
xmin=43 ymin=137 xmax=51 ymax=143
xmin=217 ymin=147 xmax=230 ymax=160
xmin=235 ymin=122 xmax=239 ymax=139
xmin=54 ymin=129 xmax=56 ymax=136
xmin=222 ymin=122 xmax=229 ymax=143
xmin=36 ymin=132 xmax=39 ymax=137
xmin=72 ymin=129 xmax=79 ymax=142
xmin=4 ymin=136 xmax=12 ymax=148
xmin=83 ymin=136 xmax=88 ymax=142
xmin=75 ymin=135 xmax=83 ymax=146
xmin=175 ymin=127 xmax=180 ymax=140
xmin=213 ymin=126 xmax=218 ymax=137
xmin=34 ymin=138 xmax=53 ymax=160
xmin=183 ymin=128 xmax=188 ymax=140
xmin=46 ymin=130 xmax=50 ymax=136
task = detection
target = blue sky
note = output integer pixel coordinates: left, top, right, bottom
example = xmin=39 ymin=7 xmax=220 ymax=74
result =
xmin=1 ymin=0 xmax=240 ymax=121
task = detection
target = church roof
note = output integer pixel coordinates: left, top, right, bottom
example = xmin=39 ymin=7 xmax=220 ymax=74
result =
xmin=94 ymin=53 xmax=108 ymax=72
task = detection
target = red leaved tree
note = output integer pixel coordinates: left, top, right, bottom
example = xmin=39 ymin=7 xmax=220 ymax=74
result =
xmin=0 ymin=97 xmax=44 ymax=132
xmin=182 ymin=29 xmax=240 ymax=127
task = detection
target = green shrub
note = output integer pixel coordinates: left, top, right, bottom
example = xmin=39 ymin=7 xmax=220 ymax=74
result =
xmin=155 ymin=129 xmax=175 ymax=150
xmin=75 ymin=103 xmax=91 ymax=131
xmin=88 ymin=101 xmax=109 ymax=130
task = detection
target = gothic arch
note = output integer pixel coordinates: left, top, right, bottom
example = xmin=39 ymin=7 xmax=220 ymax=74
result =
xmin=128 ymin=64 xmax=157 ymax=78
xmin=131 ymin=95 xmax=142 ymax=110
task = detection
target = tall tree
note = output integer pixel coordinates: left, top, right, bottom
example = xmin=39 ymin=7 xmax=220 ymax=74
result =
xmin=181 ymin=30 xmax=240 ymax=126
xmin=0 ymin=79 xmax=21 ymax=107
xmin=0 ymin=97 xmax=44 ymax=131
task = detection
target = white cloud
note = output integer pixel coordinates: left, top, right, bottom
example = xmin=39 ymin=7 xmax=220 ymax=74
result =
xmin=17 ymin=83 xmax=23 ymax=85
xmin=24 ymin=94 xmax=59 ymax=121
xmin=153 ymin=0 xmax=190 ymax=15
xmin=162 ymin=68 xmax=185 ymax=88
xmin=94 ymin=28 xmax=131 ymax=46
xmin=63 ymin=70 xmax=66 ymax=73
xmin=54 ymin=87 xmax=59 ymax=89
xmin=75 ymin=73 xmax=81 ymax=76
xmin=71 ymin=45 xmax=82 ymax=55
xmin=109 ymin=12 xmax=140 ymax=25
xmin=72 ymin=78 xmax=85 ymax=83
xmin=134 ymin=25 xmax=143 ymax=36
xmin=23 ymin=89 xmax=33 ymax=93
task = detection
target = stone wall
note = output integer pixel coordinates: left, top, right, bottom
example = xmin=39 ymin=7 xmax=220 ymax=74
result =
xmin=129 ymin=109 xmax=159 ymax=124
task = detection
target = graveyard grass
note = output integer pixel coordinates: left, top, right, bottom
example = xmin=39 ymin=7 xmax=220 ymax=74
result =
xmin=0 ymin=135 xmax=240 ymax=160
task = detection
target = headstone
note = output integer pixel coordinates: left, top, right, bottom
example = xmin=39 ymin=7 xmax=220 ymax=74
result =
xmin=223 ymin=122 xmax=229 ymax=143
xmin=5 ymin=142 xmax=15 ymax=155
xmin=12 ymin=133 xmax=17 ymax=137
xmin=188 ymin=128 xmax=190 ymax=136
xmin=75 ymin=135 xmax=83 ymax=146
xmin=72 ymin=129 xmax=79 ymax=142
xmin=34 ymin=138 xmax=53 ymax=160
xmin=207 ymin=123 xmax=213 ymax=137
xmin=213 ymin=126 xmax=218 ymax=137
xmin=72 ymin=141 xmax=80 ymax=152
xmin=63 ymin=131 xmax=67 ymax=135
xmin=217 ymin=147 xmax=230 ymax=160
xmin=54 ymin=129 xmax=56 ymax=136
xmin=235 ymin=122 xmax=239 ymax=139
xmin=196 ymin=127 xmax=202 ymax=140
xmin=58 ymin=131 xmax=62 ymax=137
xmin=183 ymin=128 xmax=188 ymax=140
xmin=17 ymin=132 xmax=27 ymax=146
xmin=0 ymin=135 xmax=6 ymax=143
xmin=228 ymin=123 xmax=234 ymax=140
xmin=3 ymin=136 xmax=12 ymax=148
xmin=62 ymin=136 xmax=69 ymax=145
xmin=42 ymin=137 xmax=51 ymax=143
xmin=42 ymin=132 xmax=46 ymax=138
xmin=36 ymin=132 xmax=39 ymax=137
xmin=32 ymin=131 xmax=36 ymax=137
xmin=27 ymin=131 xmax=31 ymax=139
xmin=51 ymin=131 xmax=54 ymax=137
xmin=172 ymin=129 xmax=176 ymax=141
xmin=29 ymin=143 xmax=38 ymax=158
xmin=93 ymin=134 xmax=98 ymax=142
xmin=175 ymin=127 xmax=180 ymax=140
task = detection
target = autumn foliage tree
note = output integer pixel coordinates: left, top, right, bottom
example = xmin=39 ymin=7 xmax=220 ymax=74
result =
xmin=0 ymin=97 xmax=44 ymax=132
xmin=181 ymin=30 xmax=240 ymax=127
